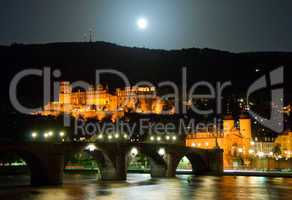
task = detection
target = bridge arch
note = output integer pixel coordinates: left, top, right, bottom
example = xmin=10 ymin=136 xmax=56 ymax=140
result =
xmin=0 ymin=149 xmax=50 ymax=186
xmin=64 ymin=149 xmax=103 ymax=179
xmin=179 ymin=153 xmax=209 ymax=174
xmin=127 ymin=146 xmax=167 ymax=177
xmin=62 ymin=143 xmax=119 ymax=181
xmin=176 ymin=156 xmax=192 ymax=171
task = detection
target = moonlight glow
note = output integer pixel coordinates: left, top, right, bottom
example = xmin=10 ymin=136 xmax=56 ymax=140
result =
xmin=137 ymin=18 xmax=148 ymax=30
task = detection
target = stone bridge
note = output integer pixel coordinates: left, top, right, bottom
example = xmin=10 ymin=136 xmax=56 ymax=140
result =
xmin=0 ymin=142 xmax=223 ymax=186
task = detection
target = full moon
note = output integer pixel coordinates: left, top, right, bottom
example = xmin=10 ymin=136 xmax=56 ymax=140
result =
xmin=137 ymin=18 xmax=148 ymax=30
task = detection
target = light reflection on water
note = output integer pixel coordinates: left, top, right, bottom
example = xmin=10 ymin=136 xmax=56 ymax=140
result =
xmin=0 ymin=174 xmax=292 ymax=200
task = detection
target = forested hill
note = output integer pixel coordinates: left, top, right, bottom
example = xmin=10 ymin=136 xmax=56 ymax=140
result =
xmin=1 ymin=41 xmax=292 ymax=111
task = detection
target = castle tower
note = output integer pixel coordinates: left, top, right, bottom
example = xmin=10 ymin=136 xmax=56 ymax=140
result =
xmin=86 ymin=85 xmax=95 ymax=106
xmin=223 ymin=115 xmax=235 ymax=132
xmin=59 ymin=81 xmax=72 ymax=104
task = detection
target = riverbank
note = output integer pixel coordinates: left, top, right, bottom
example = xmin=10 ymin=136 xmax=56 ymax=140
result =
xmin=1 ymin=167 xmax=292 ymax=178
xmin=223 ymin=170 xmax=292 ymax=178
xmin=65 ymin=169 xmax=292 ymax=178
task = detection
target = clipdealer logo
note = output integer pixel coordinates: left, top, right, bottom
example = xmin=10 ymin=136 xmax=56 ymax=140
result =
xmin=8 ymin=66 xmax=285 ymax=133
xmin=247 ymin=67 xmax=284 ymax=133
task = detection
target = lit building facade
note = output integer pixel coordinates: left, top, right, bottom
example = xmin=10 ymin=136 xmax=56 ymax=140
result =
xmin=41 ymin=81 xmax=168 ymax=121
xmin=274 ymin=131 xmax=292 ymax=157
xmin=186 ymin=115 xmax=253 ymax=168
xmin=186 ymin=114 xmax=292 ymax=168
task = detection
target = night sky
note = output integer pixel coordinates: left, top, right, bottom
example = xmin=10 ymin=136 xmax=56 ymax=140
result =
xmin=0 ymin=0 xmax=292 ymax=52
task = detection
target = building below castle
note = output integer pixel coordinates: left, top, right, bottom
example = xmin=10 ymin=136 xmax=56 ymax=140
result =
xmin=39 ymin=81 xmax=173 ymax=121
xmin=185 ymin=115 xmax=292 ymax=169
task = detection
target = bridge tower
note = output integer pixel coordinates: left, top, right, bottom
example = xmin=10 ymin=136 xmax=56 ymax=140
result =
xmin=223 ymin=115 xmax=235 ymax=132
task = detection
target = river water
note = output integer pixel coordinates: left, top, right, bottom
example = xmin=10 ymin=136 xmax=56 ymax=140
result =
xmin=0 ymin=174 xmax=291 ymax=200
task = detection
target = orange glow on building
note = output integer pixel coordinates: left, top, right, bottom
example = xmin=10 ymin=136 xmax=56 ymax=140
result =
xmin=40 ymin=81 xmax=170 ymax=121
xmin=186 ymin=115 xmax=253 ymax=169
xmin=185 ymin=114 xmax=292 ymax=168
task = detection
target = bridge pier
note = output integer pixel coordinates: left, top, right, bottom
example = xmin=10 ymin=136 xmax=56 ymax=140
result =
xmin=164 ymin=153 xmax=182 ymax=177
xmin=100 ymin=154 xmax=127 ymax=181
xmin=30 ymin=152 xmax=64 ymax=186
xmin=207 ymin=148 xmax=224 ymax=176
xmin=149 ymin=153 xmax=182 ymax=178
xmin=150 ymin=160 xmax=167 ymax=178
xmin=96 ymin=144 xmax=127 ymax=181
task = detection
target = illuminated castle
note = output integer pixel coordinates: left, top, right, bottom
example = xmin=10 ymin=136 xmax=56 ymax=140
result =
xmin=41 ymin=81 xmax=167 ymax=120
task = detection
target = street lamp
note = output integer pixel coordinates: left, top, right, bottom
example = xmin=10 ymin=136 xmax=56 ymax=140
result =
xmin=85 ymin=144 xmax=97 ymax=152
xmin=158 ymin=148 xmax=165 ymax=156
xmin=44 ymin=132 xmax=49 ymax=139
xmin=130 ymin=147 xmax=138 ymax=157
xmin=48 ymin=131 xmax=53 ymax=137
xmin=59 ymin=131 xmax=65 ymax=137
xmin=31 ymin=132 xmax=38 ymax=139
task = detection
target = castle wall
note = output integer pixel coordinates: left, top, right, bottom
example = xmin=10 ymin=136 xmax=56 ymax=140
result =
xmin=41 ymin=81 xmax=167 ymax=119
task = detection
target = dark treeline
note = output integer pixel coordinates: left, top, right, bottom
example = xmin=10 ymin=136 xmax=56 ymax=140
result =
xmin=1 ymin=42 xmax=292 ymax=138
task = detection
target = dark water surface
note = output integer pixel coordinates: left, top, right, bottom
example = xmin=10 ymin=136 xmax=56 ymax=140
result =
xmin=0 ymin=174 xmax=291 ymax=200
